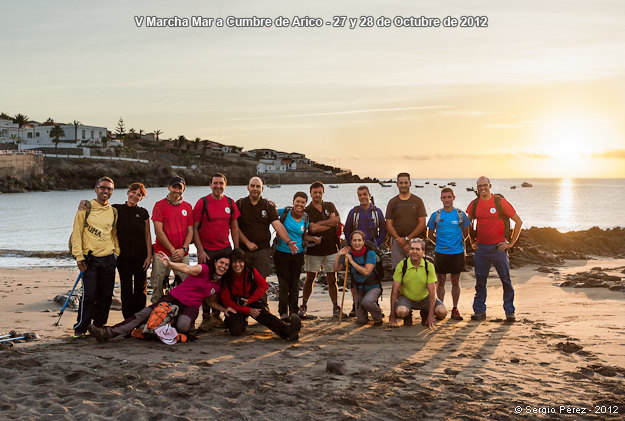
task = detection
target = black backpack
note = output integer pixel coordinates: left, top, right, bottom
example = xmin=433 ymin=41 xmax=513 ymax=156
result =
xmin=352 ymin=205 xmax=380 ymax=241
xmin=272 ymin=207 xmax=309 ymax=250
xmin=198 ymin=195 xmax=234 ymax=229
xmin=468 ymin=194 xmax=511 ymax=242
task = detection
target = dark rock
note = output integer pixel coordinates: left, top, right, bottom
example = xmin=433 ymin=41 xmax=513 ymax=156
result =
xmin=326 ymin=359 xmax=346 ymax=375
xmin=444 ymin=368 xmax=460 ymax=376
xmin=556 ymin=341 xmax=583 ymax=354
xmin=510 ymin=357 xmax=520 ymax=363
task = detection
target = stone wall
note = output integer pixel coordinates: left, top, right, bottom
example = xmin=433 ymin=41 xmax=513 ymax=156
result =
xmin=0 ymin=151 xmax=43 ymax=180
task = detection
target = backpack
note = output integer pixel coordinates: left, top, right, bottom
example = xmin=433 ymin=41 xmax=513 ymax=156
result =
xmin=68 ymin=200 xmax=118 ymax=254
xmin=352 ymin=205 xmax=380 ymax=241
xmin=434 ymin=208 xmax=463 ymax=229
xmin=198 ymin=195 xmax=234 ymax=230
xmin=468 ymin=194 xmax=511 ymax=242
xmin=273 ymin=206 xmax=310 ymax=250
xmin=400 ymin=256 xmax=433 ymax=281
xmin=350 ymin=242 xmax=384 ymax=296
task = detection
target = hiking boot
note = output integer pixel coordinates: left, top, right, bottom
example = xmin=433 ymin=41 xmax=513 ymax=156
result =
xmin=471 ymin=312 xmax=486 ymax=321
xmin=298 ymin=304 xmax=307 ymax=318
xmin=333 ymin=306 xmax=347 ymax=318
xmin=451 ymin=308 xmax=464 ymax=321
xmin=288 ymin=314 xmax=302 ymax=341
xmin=373 ymin=320 xmax=383 ymax=327
xmin=403 ymin=314 xmax=413 ymax=327
xmin=87 ymin=324 xmax=109 ymax=343
xmin=348 ymin=303 xmax=356 ymax=318
xmin=506 ymin=313 xmax=516 ymax=322
xmin=198 ymin=315 xmax=212 ymax=332
xmin=72 ymin=332 xmax=88 ymax=340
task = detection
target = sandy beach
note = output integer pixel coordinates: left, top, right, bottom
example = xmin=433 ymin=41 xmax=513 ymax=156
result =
xmin=1 ymin=260 xmax=624 ymax=420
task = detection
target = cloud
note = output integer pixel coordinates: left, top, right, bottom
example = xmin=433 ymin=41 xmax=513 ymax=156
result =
xmin=225 ymin=105 xmax=449 ymax=121
xmin=591 ymin=149 xmax=625 ymax=159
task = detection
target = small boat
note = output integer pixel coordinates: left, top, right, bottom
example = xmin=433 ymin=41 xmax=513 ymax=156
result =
xmin=448 ymin=182 xmax=456 ymax=186
xmin=521 ymin=182 xmax=533 ymax=188
xmin=414 ymin=185 xmax=424 ymax=188
xmin=510 ymin=186 xmax=517 ymax=189
xmin=329 ymin=184 xmax=339 ymax=188
xmin=425 ymin=182 xmax=430 ymax=184
xmin=466 ymin=187 xmax=475 ymax=192
xmin=268 ymin=184 xmax=281 ymax=188
xmin=379 ymin=183 xmax=392 ymax=187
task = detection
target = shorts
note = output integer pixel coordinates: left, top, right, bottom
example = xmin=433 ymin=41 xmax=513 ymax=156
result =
xmin=434 ymin=252 xmax=465 ymax=274
xmin=396 ymin=295 xmax=443 ymax=312
xmin=304 ymin=253 xmax=338 ymax=273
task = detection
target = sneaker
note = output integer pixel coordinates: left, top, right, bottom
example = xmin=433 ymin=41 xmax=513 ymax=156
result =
xmin=451 ymin=308 xmax=464 ymax=321
xmin=403 ymin=313 xmax=413 ymax=327
xmin=288 ymin=314 xmax=302 ymax=341
xmin=471 ymin=312 xmax=486 ymax=321
xmin=87 ymin=324 xmax=109 ymax=343
xmin=72 ymin=332 xmax=88 ymax=340
xmin=298 ymin=304 xmax=307 ymax=318
xmin=506 ymin=313 xmax=516 ymax=322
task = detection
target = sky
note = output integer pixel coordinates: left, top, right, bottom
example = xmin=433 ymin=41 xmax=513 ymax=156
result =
xmin=3 ymin=0 xmax=625 ymax=178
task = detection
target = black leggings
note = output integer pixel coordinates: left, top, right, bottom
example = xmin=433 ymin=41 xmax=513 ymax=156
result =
xmin=224 ymin=300 xmax=290 ymax=338
xmin=274 ymin=251 xmax=305 ymax=316
xmin=117 ymin=256 xmax=147 ymax=319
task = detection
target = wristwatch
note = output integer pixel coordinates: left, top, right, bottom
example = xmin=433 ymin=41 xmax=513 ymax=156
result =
xmin=183 ymin=247 xmax=189 ymax=253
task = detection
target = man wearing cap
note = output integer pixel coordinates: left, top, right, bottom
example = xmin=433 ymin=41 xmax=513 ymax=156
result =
xmin=236 ymin=176 xmax=298 ymax=278
xmin=150 ymin=176 xmax=194 ymax=303
xmin=193 ymin=173 xmax=241 ymax=329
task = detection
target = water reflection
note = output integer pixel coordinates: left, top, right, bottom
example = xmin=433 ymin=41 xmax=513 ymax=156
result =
xmin=555 ymin=178 xmax=574 ymax=231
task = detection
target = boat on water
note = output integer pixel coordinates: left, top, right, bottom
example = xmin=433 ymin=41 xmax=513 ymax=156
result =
xmin=329 ymin=184 xmax=339 ymax=188
xmin=414 ymin=185 xmax=424 ymax=188
xmin=448 ymin=182 xmax=457 ymax=186
xmin=379 ymin=183 xmax=392 ymax=187
xmin=510 ymin=185 xmax=517 ymax=189
xmin=466 ymin=187 xmax=475 ymax=192
xmin=521 ymin=182 xmax=533 ymax=187
xmin=268 ymin=184 xmax=281 ymax=188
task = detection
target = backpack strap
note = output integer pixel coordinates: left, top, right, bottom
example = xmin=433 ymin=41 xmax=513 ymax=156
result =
xmin=371 ymin=205 xmax=379 ymax=231
xmin=227 ymin=196 xmax=234 ymax=225
xmin=401 ymin=257 xmax=409 ymax=281
xmin=434 ymin=209 xmax=442 ymax=229
xmin=456 ymin=208 xmax=463 ymax=226
xmin=493 ymin=194 xmax=504 ymax=219
xmin=352 ymin=206 xmax=360 ymax=229
xmin=198 ymin=196 xmax=209 ymax=229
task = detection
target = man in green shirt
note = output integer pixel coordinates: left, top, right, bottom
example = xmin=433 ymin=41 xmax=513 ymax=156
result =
xmin=389 ymin=238 xmax=447 ymax=328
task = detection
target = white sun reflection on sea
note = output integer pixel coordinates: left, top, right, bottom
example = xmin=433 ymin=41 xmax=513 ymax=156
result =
xmin=555 ymin=178 xmax=574 ymax=230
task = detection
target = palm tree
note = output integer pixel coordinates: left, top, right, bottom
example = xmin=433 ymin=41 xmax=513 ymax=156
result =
xmin=154 ymin=129 xmax=163 ymax=141
xmin=50 ymin=125 xmax=65 ymax=150
xmin=44 ymin=118 xmax=55 ymax=125
xmin=73 ymin=120 xmax=81 ymax=143
xmin=13 ymin=114 xmax=29 ymax=127
xmin=0 ymin=112 xmax=11 ymax=120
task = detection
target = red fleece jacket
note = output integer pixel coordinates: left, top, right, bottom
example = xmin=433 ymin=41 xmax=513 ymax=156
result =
xmin=220 ymin=268 xmax=268 ymax=315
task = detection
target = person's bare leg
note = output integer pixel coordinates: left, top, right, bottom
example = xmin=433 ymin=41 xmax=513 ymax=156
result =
xmin=450 ymin=273 xmax=461 ymax=309
xmin=298 ymin=272 xmax=316 ymax=316
xmin=436 ymin=273 xmax=447 ymax=303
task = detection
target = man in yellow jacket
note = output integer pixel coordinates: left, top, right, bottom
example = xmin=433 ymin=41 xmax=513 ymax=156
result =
xmin=70 ymin=176 xmax=120 ymax=338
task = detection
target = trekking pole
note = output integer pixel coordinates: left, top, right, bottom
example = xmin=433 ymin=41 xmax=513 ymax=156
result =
xmin=0 ymin=332 xmax=39 ymax=343
xmin=339 ymin=259 xmax=350 ymax=324
xmin=54 ymin=272 xmax=83 ymax=326
xmin=0 ymin=330 xmax=17 ymax=340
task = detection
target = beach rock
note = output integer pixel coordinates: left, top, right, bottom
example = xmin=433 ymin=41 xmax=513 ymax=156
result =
xmin=556 ymin=341 xmax=583 ymax=354
xmin=326 ymin=359 xmax=346 ymax=375
xmin=559 ymin=270 xmax=625 ymax=291
xmin=536 ymin=266 xmax=559 ymax=273
xmin=510 ymin=357 xmax=520 ymax=363
xmin=53 ymin=293 xmax=80 ymax=310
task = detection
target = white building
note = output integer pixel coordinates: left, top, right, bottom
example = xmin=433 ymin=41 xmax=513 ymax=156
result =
xmin=256 ymin=158 xmax=297 ymax=174
xmin=0 ymin=119 xmax=108 ymax=149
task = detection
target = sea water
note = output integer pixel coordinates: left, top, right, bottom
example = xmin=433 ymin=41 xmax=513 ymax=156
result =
xmin=0 ymin=178 xmax=623 ymax=267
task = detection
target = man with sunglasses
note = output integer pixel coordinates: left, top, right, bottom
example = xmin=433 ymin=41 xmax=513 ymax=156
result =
xmin=70 ymin=176 xmax=120 ymax=339
xmin=466 ymin=176 xmax=522 ymax=322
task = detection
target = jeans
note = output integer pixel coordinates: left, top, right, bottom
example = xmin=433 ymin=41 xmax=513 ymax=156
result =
xmin=472 ymin=244 xmax=515 ymax=315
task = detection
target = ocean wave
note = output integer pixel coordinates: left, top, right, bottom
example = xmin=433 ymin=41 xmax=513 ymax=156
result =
xmin=0 ymin=249 xmax=72 ymax=259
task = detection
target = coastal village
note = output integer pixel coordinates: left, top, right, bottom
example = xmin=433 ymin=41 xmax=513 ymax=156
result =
xmin=0 ymin=113 xmax=372 ymax=192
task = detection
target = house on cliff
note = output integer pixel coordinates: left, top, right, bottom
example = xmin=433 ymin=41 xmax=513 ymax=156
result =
xmin=0 ymin=119 xmax=107 ymax=150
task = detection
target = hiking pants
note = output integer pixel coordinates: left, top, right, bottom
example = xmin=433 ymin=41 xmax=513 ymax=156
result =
xmin=224 ymin=301 xmax=290 ymax=338
xmin=390 ymin=237 xmax=409 ymax=268
xmin=74 ymin=254 xmax=116 ymax=334
xmin=473 ymin=243 xmax=515 ymax=315
xmin=109 ymin=294 xmax=199 ymax=337
xmin=150 ymin=254 xmax=188 ymax=303
xmin=117 ymin=255 xmax=147 ymax=319
xmin=354 ymin=286 xmax=382 ymax=325
xmin=274 ymin=250 xmax=305 ymax=316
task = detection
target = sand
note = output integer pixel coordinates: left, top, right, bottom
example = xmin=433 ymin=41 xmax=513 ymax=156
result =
xmin=1 ymin=260 xmax=624 ymax=420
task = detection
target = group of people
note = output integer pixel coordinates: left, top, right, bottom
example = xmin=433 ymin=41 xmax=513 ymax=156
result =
xmin=69 ymin=172 xmax=522 ymax=344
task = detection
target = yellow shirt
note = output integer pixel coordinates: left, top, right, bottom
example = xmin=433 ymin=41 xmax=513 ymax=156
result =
xmin=71 ymin=200 xmax=120 ymax=261
xmin=392 ymin=257 xmax=436 ymax=301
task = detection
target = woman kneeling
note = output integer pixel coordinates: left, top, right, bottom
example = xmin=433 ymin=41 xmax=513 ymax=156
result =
xmin=334 ymin=230 xmax=383 ymax=326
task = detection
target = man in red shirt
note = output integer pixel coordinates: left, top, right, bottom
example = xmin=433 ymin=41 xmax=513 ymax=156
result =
xmin=193 ymin=173 xmax=241 ymax=329
xmin=466 ymin=176 xmax=522 ymax=322
xmin=150 ymin=176 xmax=194 ymax=303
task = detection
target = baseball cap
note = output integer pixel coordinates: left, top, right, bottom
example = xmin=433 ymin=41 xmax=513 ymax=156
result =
xmin=154 ymin=324 xmax=179 ymax=345
xmin=169 ymin=176 xmax=186 ymax=187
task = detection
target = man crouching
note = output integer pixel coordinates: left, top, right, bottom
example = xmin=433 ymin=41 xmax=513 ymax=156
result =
xmin=389 ymin=238 xmax=447 ymax=328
